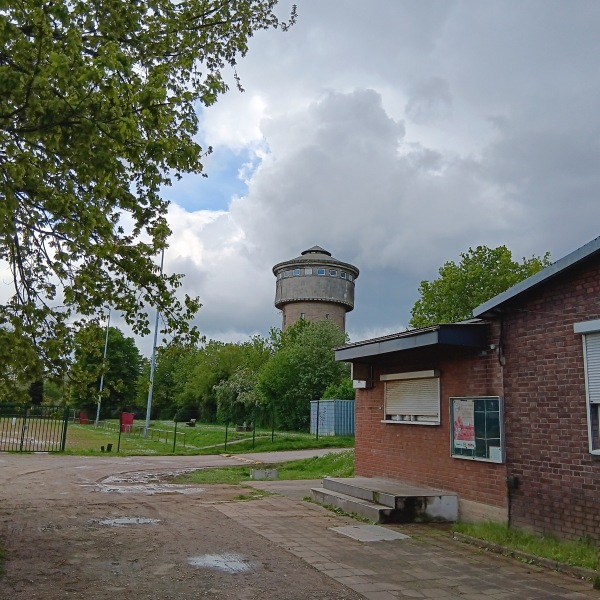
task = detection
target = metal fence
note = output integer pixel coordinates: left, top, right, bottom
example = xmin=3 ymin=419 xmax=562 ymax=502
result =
xmin=0 ymin=404 xmax=70 ymax=452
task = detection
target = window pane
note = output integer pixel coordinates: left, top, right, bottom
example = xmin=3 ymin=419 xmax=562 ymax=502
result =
xmin=474 ymin=409 xmax=485 ymax=433
xmin=305 ymin=268 xmax=312 ymax=275
xmin=475 ymin=438 xmax=487 ymax=458
xmin=486 ymin=412 xmax=500 ymax=438
xmin=591 ymin=405 xmax=600 ymax=451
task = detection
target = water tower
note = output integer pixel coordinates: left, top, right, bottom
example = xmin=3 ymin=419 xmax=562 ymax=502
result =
xmin=273 ymin=246 xmax=359 ymax=331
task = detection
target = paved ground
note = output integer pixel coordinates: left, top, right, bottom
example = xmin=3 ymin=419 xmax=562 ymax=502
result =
xmin=1 ymin=451 xmax=598 ymax=599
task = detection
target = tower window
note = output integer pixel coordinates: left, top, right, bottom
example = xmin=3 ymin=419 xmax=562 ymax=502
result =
xmin=341 ymin=271 xmax=347 ymax=279
xmin=305 ymin=268 xmax=312 ymax=275
xmin=317 ymin=268 xmax=326 ymax=275
xmin=349 ymin=274 xmax=354 ymax=282
xmin=293 ymin=269 xmax=301 ymax=276
xmin=329 ymin=269 xmax=337 ymax=277
xmin=284 ymin=271 xmax=291 ymax=278
xmin=325 ymin=314 xmax=330 ymax=319
xmin=300 ymin=313 xmax=305 ymax=319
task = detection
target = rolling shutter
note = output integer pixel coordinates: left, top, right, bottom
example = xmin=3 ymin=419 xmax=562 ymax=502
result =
xmin=384 ymin=377 xmax=440 ymax=423
xmin=584 ymin=333 xmax=600 ymax=404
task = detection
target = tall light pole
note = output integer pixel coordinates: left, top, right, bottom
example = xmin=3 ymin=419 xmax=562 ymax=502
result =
xmin=95 ymin=308 xmax=111 ymax=427
xmin=144 ymin=247 xmax=165 ymax=438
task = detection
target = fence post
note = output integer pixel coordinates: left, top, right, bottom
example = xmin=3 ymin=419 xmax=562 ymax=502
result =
xmin=60 ymin=406 xmax=69 ymax=451
xmin=117 ymin=413 xmax=123 ymax=452
xmin=271 ymin=397 xmax=275 ymax=442
xmin=19 ymin=408 xmax=28 ymax=452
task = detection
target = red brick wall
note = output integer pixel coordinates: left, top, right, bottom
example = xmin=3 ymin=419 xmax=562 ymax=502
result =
xmin=354 ymin=336 xmax=508 ymax=511
xmin=499 ymin=259 xmax=600 ymax=541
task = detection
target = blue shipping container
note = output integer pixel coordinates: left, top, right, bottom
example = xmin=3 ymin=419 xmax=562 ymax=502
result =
xmin=310 ymin=399 xmax=355 ymax=436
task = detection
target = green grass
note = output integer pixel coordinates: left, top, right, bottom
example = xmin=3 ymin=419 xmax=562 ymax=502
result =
xmin=454 ymin=521 xmax=599 ymax=571
xmin=62 ymin=420 xmax=354 ymax=456
xmin=174 ymin=449 xmax=354 ymax=485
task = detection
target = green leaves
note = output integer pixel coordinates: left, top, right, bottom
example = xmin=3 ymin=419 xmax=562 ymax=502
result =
xmin=70 ymin=324 xmax=142 ymax=417
xmin=1 ymin=0 xmax=295 ymax=380
xmin=256 ymin=320 xmax=349 ymax=430
xmin=409 ymin=245 xmax=552 ymax=328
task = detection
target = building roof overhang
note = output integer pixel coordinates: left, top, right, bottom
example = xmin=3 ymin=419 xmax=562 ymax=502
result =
xmin=335 ymin=322 xmax=488 ymax=362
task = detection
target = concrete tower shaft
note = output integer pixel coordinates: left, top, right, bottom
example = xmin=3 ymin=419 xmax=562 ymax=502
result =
xmin=273 ymin=246 xmax=359 ymax=331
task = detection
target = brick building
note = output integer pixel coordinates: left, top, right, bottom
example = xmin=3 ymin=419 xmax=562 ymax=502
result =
xmin=336 ymin=236 xmax=600 ymax=541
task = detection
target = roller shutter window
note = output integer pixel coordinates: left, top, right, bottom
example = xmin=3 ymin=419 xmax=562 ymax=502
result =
xmin=384 ymin=375 xmax=440 ymax=425
xmin=583 ymin=332 xmax=600 ymax=453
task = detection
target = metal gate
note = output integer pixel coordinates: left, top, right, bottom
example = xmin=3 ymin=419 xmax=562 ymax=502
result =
xmin=0 ymin=404 xmax=69 ymax=452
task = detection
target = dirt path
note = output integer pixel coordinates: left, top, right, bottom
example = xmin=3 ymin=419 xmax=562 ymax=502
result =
xmin=0 ymin=452 xmax=360 ymax=600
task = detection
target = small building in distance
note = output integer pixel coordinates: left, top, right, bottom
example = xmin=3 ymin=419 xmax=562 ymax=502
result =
xmin=273 ymin=246 xmax=359 ymax=332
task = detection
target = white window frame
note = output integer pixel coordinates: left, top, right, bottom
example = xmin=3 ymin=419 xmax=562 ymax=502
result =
xmin=317 ymin=268 xmax=326 ymax=276
xmin=380 ymin=370 xmax=440 ymax=425
xmin=574 ymin=320 xmax=600 ymax=454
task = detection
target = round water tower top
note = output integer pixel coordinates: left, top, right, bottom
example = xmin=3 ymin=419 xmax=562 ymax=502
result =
xmin=272 ymin=246 xmax=359 ymax=277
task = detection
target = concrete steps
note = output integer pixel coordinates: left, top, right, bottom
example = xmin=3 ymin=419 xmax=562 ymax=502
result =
xmin=311 ymin=476 xmax=458 ymax=524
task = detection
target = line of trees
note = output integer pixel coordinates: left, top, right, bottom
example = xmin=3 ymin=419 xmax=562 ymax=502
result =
xmin=0 ymin=319 xmax=353 ymax=431
xmin=136 ymin=319 xmax=352 ymax=430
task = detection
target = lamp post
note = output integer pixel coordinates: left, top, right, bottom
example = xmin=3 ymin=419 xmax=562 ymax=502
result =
xmin=144 ymin=247 xmax=165 ymax=438
xmin=95 ymin=308 xmax=111 ymax=427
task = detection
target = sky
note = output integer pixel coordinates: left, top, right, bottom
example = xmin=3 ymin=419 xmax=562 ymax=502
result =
xmin=11 ymin=0 xmax=600 ymax=355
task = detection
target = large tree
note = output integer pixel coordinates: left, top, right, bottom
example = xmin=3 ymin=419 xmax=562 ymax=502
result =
xmin=0 ymin=0 xmax=295 ymax=384
xmin=409 ymin=245 xmax=551 ymax=328
xmin=213 ymin=335 xmax=272 ymax=424
xmin=70 ymin=324 xmax=142 ymax=418
xmin=256 ymin=320 xmax=348 ymax=430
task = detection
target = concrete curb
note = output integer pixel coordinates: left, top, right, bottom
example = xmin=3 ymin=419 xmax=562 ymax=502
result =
xmin=453 ymin=532 xmax=598 ymax=581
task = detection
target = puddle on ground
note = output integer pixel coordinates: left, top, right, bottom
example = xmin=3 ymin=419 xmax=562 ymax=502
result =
xmin=93 ymin=483 xmax=205 ymax=495
xmin=188 ymin=553 xmax=252 ymax=573
xmin=101 ymin=470 xmax=195 ymax=485
xmin=79 ymin=470 xmax=205 ymax=496
xmin=93 ymin=517 xmax=161 ymax=526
